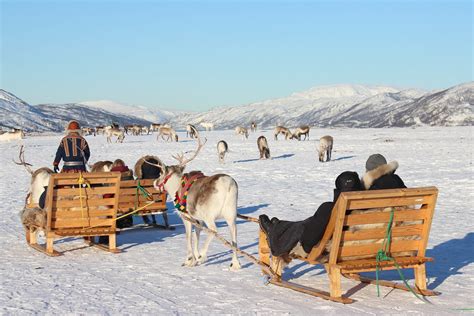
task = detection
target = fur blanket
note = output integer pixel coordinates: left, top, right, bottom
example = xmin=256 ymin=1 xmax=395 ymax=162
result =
xmin=20 ymin=207 xmax=47 ymax=230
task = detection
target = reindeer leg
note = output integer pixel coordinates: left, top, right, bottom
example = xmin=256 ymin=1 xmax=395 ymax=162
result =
xmin=227 ymin=219 xmax=241 ymax=271
xmin=198 ymin=220 xmax=217 ymax=265
xmin=194 ymin=223 xmax=203 ymax=263
xmin=182 ymin=218 xmax=197 ymax=267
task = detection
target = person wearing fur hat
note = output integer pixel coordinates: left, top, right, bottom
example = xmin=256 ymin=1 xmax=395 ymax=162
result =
xmin=53 ymin=120 xmax=90 ymax=173
xmin=259 ymin=171 xmax=364 ymax=257
xmin=362 ymin=154 xmax=406 ymax=190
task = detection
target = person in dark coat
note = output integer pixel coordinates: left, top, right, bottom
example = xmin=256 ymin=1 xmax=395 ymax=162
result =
xmin=134 ymin=155 xmax=163 ymax=226
xmin=53 ymin=120 xmax=90 ymax=173
xmin=259 ymin=171 xmax=363 ymax=257
xmin=361 ymin=154 xmax=406 ymax=190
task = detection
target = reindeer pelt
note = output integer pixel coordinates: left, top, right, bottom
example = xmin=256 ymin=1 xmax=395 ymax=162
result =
xmin=134 ymin=155 xmax=164 ymax=179
xmin=20 ymin=207 xmax=47 ymax=229
xmin=362 ymin=161 xmax=399 ymax=190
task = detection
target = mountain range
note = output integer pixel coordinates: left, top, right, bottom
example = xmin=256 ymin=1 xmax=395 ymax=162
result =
xmin=0 ymin=82 xmax=472 ymax=132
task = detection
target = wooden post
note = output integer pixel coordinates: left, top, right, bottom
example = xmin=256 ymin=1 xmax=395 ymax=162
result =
xmin=29 ymin=228 xmax=37 ymax=244
xmin=258 ymin=229 xmax=271 ymax=272
xmin=414 ymin=264 xmax=427 ymax=290
xmin=108 ymin=234 xmax=117 ymax=251
xmin=46 ymin=237 xmax=54 ymax=254
xmin=327 ymin=265 xmax=342 ymax=298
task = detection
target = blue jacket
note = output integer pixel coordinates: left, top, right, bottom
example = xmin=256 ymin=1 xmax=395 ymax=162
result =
xmin=53 ymin=133 xmax=90 ymax=171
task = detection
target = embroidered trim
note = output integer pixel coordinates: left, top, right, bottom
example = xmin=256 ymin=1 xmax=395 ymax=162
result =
xmin=174 ymin=172 xmax=205 ymax=212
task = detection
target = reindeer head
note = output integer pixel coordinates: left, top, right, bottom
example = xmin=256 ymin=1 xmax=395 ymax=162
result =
xmin=150 ymin=134 xmax=206 ymax=195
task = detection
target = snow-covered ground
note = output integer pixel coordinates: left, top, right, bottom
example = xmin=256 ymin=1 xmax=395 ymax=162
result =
xmin=0 ymin=126 xmax=472 ymax=314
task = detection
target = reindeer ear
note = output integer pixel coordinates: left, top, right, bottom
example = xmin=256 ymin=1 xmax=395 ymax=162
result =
xmin=178 ymin=165 xmax=185 ymax=174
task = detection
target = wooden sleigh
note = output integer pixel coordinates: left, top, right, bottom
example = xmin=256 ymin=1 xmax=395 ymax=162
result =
xmin=26 ymin=172 xmax=122 ymax=256
xmin=258 ymin=187 xmax=440 ymax=303
xmin=118 ymin=179 xmax=170 ymax=229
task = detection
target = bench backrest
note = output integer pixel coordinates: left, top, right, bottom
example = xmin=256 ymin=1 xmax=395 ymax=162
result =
xmin=118 ymin=179 xmax=167 ymax=215
xmin=44 ymin=172 xmax=121 ymax=236
xmin=306 ymin=187 xmax=438 ymax=264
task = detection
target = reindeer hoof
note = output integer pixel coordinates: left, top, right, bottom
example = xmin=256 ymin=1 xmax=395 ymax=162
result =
xmin=183 ymin=256 xmax=197 ymax=267
xmin=197 ymin=255 xmax=207 ymax=265
xmin=230 ymin=260 xmax=241 ymax=271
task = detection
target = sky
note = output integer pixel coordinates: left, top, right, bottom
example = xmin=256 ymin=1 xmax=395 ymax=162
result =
xmin=1 ymin=0 xmax=472 ymax=111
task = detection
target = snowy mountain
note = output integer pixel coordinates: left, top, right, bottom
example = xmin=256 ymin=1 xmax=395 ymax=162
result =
xmin=0 ymin=90 xmax=152 ymax=133
xmin=170 ymin=83 xmax=473 ymax=129
xmin=79 ymin=100 xmax=177 ymax=124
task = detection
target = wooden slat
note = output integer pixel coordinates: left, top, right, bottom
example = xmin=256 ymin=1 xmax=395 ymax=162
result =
xmin=341 ymin=224 xmax=423 ymax=241
xmin=119 ymin=187 xmax=159 ymax=196
xmin=51 ymin=218 xmax=114 ymax=228
xmin=54 ymin=178 xmax=119 ymax=186
xmin=53 ymin=228 xmax=115 ymax=236
xmin=339 ymin=240 xmax=420 ymax=257
xmin=417 ymin=192 xmax=438 ymax=257
xmin=53 ymin=209 xmax=115 ymax=218
xmin=120 ymin=179 xmax=155 ymax=187
xmin=347 ymin=196 xmax=429 ymax=210
xmin=117 ymin=195 xmax=162 ymax=203
xmin=118 ymin=203 xmax=166 ymax=210
xmin=53 ymin=197 xmax=117 ymax=207
xmin=340 ymin=187 xmax=438 ymax=200
xmin=338 ymin=256 xmax=432 ymax=269
xmin=344 ymin=209 xmax=427 ymax=226
xmin=54 ymin=186 xmax=117 ymax=196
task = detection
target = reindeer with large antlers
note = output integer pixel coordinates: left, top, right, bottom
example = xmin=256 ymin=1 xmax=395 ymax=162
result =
xmin=150 ymin=135 xmax=241 ymax=270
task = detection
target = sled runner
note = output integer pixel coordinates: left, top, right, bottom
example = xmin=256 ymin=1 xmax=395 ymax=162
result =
xmin=258 ymin=187 xmax=440 ymax=303
xmin=26 ymin=172 xmax=122 ymax=256
xmin=117 ymin=179 xmax=170 ymax=229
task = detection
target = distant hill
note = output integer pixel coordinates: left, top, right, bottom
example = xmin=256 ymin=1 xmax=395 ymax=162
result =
xmin=169 ymin=82 xmax=473 ymax=129
xmin=1 ymin=82 xmax=472 ymax=132
xmin=0 ymin=90 xmax=152 ymax=132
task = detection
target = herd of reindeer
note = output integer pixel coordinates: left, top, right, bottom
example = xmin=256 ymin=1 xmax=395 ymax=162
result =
xmin=16 ymin=121 xmax=334 ymax=269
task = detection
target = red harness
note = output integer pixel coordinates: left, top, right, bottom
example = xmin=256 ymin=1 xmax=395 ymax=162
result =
xmin=174 ymin=171 xmax=205 ymax=212
xmin=156 ymin=172 xmax=174 ymax=193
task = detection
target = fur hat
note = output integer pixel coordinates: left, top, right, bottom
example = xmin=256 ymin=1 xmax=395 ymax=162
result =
xmin=65 ymin=120 xmax=81 ymax=134
xmin=365 ymin=154 xmax=387 ymax=171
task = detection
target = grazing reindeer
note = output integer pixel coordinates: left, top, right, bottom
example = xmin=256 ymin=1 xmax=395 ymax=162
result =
xmin=151 ymin=135 xmax=241 ymax=270
xmin=291 ymin=125 xmax=310 ymax=141
xmin=186 ymin=124 xmax=199 ymax=139
xmin=318 ymin=135 xmax=333 ymax=162
xmin=200 ymin=122 xmax=214 ymax=131
xmin=217 ymin=140 xmax=228 ymax=164
xmin=157 ymin=126 xmax=178 ymax=142
xmin=105 ymin=126 xmax=125 ymax=143
xmin=257 ymin=136 xmax=271 ymax=159
xmin=95 ymin=126 xmax=106 ymax=135
xmin=273 ymin=126 xmax=292 ymax=140
xmin=234 ymin=126 xmax=249 ymax=139
xmin=0 ymin=129 xmax=24 ymax=141
xmin=250 ymin=122 xmax=257 ymax=132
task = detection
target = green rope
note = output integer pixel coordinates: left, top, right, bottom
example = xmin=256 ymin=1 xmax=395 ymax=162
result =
xmin=134 ymin=180 xmax=153 ymax=210
xmin=375 ymin=208 xmax=425 ymax=302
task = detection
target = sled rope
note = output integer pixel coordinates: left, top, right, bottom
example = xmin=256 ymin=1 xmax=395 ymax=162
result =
xmin=135 ymin=180 xmax=153 ymax=209
xmin=180 ymin=211 xmax=277 ymax=278
xmin=375 ymin=208 xmax=427 ymax=303
xmin=77 ymin=172 xmax=91 ymax=229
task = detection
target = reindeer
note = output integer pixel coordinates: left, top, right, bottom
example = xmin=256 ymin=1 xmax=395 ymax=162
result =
xmin=291 ymin=125 xmax=310 ymax=141
xmin=250 ymin=122 xmax=257 ymax=132
xmin=186 ymin=124 xmax=199 ymax=139
xmin=234 ymin=126 xmax=249 ymax=139
xmin=95 ymin=126 xmax=106 ymax=135
xmin=257 ymin=136 xmax=271 ymax=159
xmin=217 ymin=140 xmax=228 ymax=164
xmin=141 ymin=126 xmax=150 ymax=135
xmin=150 ymin=123 xmax=161 ymax=132
xmin=157 ymin=126 xmax=178 ymax=142
xmin=0 ymin=129 xmax=24 ymax=141
xmin=200 ymin=122 xmax=214 ymax=131
xmin=318 ymin=135 xmax=333 ymax=162
xmin=273 ymin=126 xmax=292 ymax=140
xmin=150 ymin=135 xmax=241 ymax=270
xmin=105 ymin=126 xmax=125 ymax=143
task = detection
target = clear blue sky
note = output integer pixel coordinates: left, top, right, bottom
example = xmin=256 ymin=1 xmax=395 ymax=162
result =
xmin=1 ymin=0 xmax=472 ymax=111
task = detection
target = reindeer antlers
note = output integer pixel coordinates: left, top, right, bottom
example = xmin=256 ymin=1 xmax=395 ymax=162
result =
xmin=13 ymin=145 xmax=34 ymax=175
xmin=172 ymin=132 xmax=207 ymax=167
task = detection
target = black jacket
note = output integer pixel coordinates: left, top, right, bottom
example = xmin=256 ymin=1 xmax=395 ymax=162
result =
xmin=362 ymin=161 xmax=406 ymax=190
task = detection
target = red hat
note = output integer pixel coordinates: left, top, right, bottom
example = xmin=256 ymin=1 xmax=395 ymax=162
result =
xmin=65 ymin=120 xmax=81 ymax=134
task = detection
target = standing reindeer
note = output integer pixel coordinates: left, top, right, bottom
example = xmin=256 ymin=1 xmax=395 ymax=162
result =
xmin=273 ymin=126 xmax=292 ymax=140
xmin=318 ymin=135 xmax=333 ymax=162
xmin=234 ymin=126 xmax=248 ymax=139
xmin=105 ymin=126 xmax=125 ymax=143
xmin=257 ymin=136 xmax=270 ymax=159
xmin=217 ymin=140 xmax=228 ymax=164
xmin=250 ymin=122 xmax=257 ymax=132
xmin=291 ymin=125 xmax=310 ymax=141
xmin=200 ymin=122 xmax=214 ymax=131
xmin=186 ymin=124 xmax=199 ymax=139
xmin=157 ymin=126 xmax=178 ymax=142
xmin=151 ymin=135 xmax=241 ymax=270
xmin=0 ymin=129 xmax=24 ymax=141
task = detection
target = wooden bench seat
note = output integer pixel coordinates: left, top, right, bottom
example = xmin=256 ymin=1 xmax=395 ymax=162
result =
xmin=118 ymin=179 xmax=170 ymax=228
xmin=258 ymin=187 xmax=439 ymax=303
xmin=26 ymin=172 xmax=122 ymax=256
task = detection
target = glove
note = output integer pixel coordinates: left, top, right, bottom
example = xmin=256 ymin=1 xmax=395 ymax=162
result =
xmin=54 ymin=165 xmax=60 ymax=173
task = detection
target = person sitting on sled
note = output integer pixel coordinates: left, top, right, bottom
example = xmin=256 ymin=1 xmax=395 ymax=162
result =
xmin=53 ymin=120 xmax=90 ymax=173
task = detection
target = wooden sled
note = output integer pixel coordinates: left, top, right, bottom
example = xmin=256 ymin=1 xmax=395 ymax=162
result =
xmin=258 ymin=187 xmax=440 ymax=303
xmin=26 ymin=172 xmax=122 ymax=256
xmin=118 ymin=179 xmax=172 ymax=230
